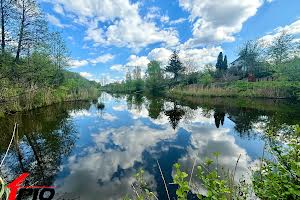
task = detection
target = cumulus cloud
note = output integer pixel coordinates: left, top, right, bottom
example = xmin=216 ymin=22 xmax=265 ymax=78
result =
xmin=125 ymin=55 xmax=150 ymax=69
xmin=148 ymin=47 xmax=173 ymax=65
xmin=68 ymin=54 xmax=114 ymax=68
xmin=79 ymin=72 xmax=93 ymax=78
xmin=179 ymin=0 xmax=264 ymax=47
xmin=148 ymin=46 xmax=222 ymax=70
xmin=47 ymin=14 xmax=69 ymax=28
xmin=110 ymin=64 xmax=124 ymax=72
xmin=68 ymin=59 xmax=89 ymax=68
xmin=51 ymin=0 xmax=179 ymax=51
xmin=169 ymin=18 xmax=187 ymax=25
xmin=89 ymin=54 xmax=115 ymax=65
xmin=53 ymin=4 xmax=64 ymax=15
xmin=259 ymin=19 xmax=300 ymax=46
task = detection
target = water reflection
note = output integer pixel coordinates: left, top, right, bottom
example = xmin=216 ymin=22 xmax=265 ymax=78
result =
xmin=165 ymin=102 xmax=185 ymax=130
xmin=0 ymin=102 xmax=91 ymax=188
xmin=1 ymin=94 xmax=299 ymax=199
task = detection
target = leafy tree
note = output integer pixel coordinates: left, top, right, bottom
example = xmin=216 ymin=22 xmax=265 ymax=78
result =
xmin=183 ymin=58 xmax=198 ymax=75
xmin=216 ymin=52 xmax=224 ymax=70
xmin=268 ymin=31 xmax=295 ymax=65
xmin=132 ymin=66 xmax=142 ymax=80
xmin=199 ymin=71 xmax=213 ymax=86
xmin=15 ymin=0 xmax=47 ymax=62
xmin=238 ymin=40 xmax=262 ymax=76
xmin=165 ymin=51 xmax=184 ymax=81
xmin=49 ymin=32 xmax=69 ymax=70
xmin=126 ymin=70 xmax=132 ymax=82
xmin=275 ymin=58 xmax=300 ymax=81
xmin=145 ymin=60 xmax=164 ymax=93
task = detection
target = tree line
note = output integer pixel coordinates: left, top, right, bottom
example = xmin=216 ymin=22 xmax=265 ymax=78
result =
xmin=104 ymin=31 xmax=300 ymax=96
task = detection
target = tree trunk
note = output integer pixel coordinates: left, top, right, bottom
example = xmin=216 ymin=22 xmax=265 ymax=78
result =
xmin=15 ymin=1 xmax=25 ymax=63
xmin=1 ymin=0 xmax=5 ymax=54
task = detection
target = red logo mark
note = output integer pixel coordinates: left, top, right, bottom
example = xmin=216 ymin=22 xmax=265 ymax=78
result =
xmin=7 ymin=173 xmax=55 ymax=200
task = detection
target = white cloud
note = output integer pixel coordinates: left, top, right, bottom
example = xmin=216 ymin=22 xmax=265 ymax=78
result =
xmin=148 ymin=48 xmax=173 ymax=65
xmin=89 ymin=54 xmax=115 ymax=65
xmin=259 ymin=19 xmax=300 ymax=46
xmin=102 ymin=19 xmax=179 ymax=51
xmin=160 ymin=15 xmax=170 ymax=23
xmin=110 ymin=64 xmax=124 ymax=72
xmin=68 ymin=54 xmax=114 ymax=68
xmin=47 ymin=14 xmax=68 ymax=28
xmin=53 ymin=4 xmax=64 ymax=15
xmin=52 ymin=0 xmax=179 ymax=51
xmin=169 ymin=18 xmax=187 ymax=25
xmin=79 ymin=72 xmax=93 ymax=78
xmin=179 ymin=47 xmax=223 ymax=69
xmin=68 ymin=59 xmax=89 ymax=68
xmin=148 ymin=46 xmax=222 ymax=70
xmin=84 ymin=27 xmax=105 ymax=44
xmin=125 ymin=55 xmax=150 ymax=69
xmin=179 ymin=0 xmax=264 ymax=47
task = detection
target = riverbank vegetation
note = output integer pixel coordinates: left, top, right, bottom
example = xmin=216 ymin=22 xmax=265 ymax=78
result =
xmin=103 ymin=31 xmax=300 ymax=100
xmin=0 ymin=0 xmax=100 ymax=114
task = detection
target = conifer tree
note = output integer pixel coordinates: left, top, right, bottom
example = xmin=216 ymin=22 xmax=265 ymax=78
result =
xmin=223 ymin=55 xmax=228 ymax=70
xmin=165 ymin=51 xmax=184 ymax=81
xmin=216 ymin=52 xmax=223 ymax=70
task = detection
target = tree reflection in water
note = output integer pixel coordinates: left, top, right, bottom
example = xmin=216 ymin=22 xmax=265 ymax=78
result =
xmin=0 ymin=101 xmax=90 ymax=186
xmin=1 ymin=93 xmax=300 ymax=200
xmin=213 ymin=109 xmax=225 ymax=128
xmin=165 ymin=102 xmax=185 ymax=130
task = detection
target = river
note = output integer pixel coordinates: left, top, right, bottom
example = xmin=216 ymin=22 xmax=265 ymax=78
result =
xmin=0 ymin=93 xmax=299 ymax=199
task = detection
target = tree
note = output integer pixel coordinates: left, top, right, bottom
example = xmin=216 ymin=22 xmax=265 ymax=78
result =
xmin=145 ymin=60 xmax=164 ymax=93
xmin=183 ymin=58 xmax=197 ymax=75
xmin=48 ymin=32 xmax=68 ymax=85
xmin=238 ymin=40 xmax=262 ymax=75
xmin=199 ymin=71 xmax=213 ymax=86
xmin=216 ymin=52 xmax=223 ymax=70
xmin=0 ymin=0 xmax=13 ymax=54
xmin=132 ymin=66 xmax=142 ymax=80
xmin=223 ymin=55 xmax=228 ymax=70
xmin=268 ymin=31 xmax=295 ymax=65
xmin=126 ymin=70 xmax=132 ymax=82
xmin=15 ymin=0 xmax=46 ymax=62
xmin=49 ymin=32 xmax=69 ymax=70
xmin=165 ymin=51 xmax=184 ymax=81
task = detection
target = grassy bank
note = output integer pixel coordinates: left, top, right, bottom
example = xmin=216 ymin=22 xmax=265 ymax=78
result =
xmin=169 ymin=81 xmax=300 ymax=100
xmin=1 ymin=45 xmax=100 ymax=114
xmin=0 ymin=70 xmax=100 ymax=114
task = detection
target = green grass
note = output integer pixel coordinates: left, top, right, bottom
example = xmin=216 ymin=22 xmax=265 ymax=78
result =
xmin=169 ymin=81 xmax=300 ymax=100
xmin=0 ymin=71 xmax=100 ymax=113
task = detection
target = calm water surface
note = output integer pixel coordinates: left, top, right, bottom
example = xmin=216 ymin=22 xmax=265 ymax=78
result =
xmin=1 ymin=93 xmax=299 ymax=199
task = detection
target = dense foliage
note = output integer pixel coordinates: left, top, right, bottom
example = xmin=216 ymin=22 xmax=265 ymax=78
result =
xmin=252 ymin=125 xmax=300 ymax=200
xmin=0 ymin=0 xmax=100 ymax=113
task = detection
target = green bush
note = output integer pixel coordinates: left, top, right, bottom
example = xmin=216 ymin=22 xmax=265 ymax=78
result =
xmin=252 ymin=125 xmax=300 ymax=200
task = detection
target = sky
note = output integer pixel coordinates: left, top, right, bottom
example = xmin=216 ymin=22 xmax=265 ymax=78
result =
xmin=39 ymin=0 xmax=300 ymax=83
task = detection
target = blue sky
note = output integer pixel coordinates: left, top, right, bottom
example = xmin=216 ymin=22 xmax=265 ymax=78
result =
xmin=40 ymin=0 xmax=300 ymax=83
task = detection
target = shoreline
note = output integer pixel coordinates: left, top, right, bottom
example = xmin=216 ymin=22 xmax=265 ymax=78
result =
xmin=0 ymin=90 xmax=100 ymax=116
